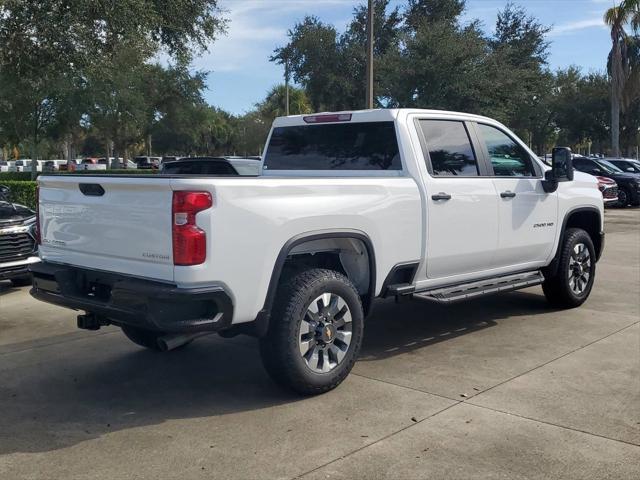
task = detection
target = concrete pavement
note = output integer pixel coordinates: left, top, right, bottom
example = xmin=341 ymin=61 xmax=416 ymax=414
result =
xmin=0 ymin=208 xmax=638 ymax=479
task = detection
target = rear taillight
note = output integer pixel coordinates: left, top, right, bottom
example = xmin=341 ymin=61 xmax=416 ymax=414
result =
xmin=172 ymin=191 xmax=213 ymax=266
xmin=35 ymin=185 xmax=41 ymax=245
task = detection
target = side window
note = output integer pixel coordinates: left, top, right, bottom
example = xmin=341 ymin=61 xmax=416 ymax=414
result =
xmin=572 ymin=158 xmax=587 ymax=171
xmin=477 ymin=124 xmax=535 ymax=177
xmin=419 ymin=120 xmax=479 ymax=176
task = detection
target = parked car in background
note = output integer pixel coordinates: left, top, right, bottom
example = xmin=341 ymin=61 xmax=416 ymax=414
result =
xmin=43 ymin=161 xmax=57 ymax=172
xmin=160 ymin=156 xmax=261 ymax=176
xmin=97 ymin=157 xmax=125 ymax=167
xmin=573 ymin=156 xmax=640 ymax=207
xmin=43 ymin=160 xmax=67 ymax=172
xmin=134 ymin=156 xmax=161 ymax=169
xmin=607 ymin=158 xmax=640 ymax=175
xmin=161 ymin=156 xmax=181 ymax=163
xmin=13 ymin=159 xmax=43 ymax=172
xmin=595 ymin=176 xmax=619 ymax=206
xmin=59 ymin=159 xmax=79 ymax=172
xmin=118 ymin=160 xmax=138 ymax=169
xmin=0 ymin=185 xmax=39 ymax=285
xmin=0 ymin=161 xmax=11 ymax=172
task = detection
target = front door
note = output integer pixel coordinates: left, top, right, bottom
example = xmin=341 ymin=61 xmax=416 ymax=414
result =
xmin=416 ymin=119 xmax=500 ymax=279
xmin=474 ymin=123 xmax=558 ymax=267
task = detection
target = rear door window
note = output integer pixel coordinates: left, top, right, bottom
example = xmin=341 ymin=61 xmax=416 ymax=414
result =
xmin=264 ymin=122 xmax=401 ymax=171
xmin=418 ymin=120 xmax=479 ymax=176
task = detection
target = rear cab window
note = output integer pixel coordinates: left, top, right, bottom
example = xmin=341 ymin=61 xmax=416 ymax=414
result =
xmin=263 ymin=122 xmax=402 ymax=173
xmin=162 ymin=160 xmax=239 ymax=176
xmin=417 ymin=120 xmax=479 ymax=176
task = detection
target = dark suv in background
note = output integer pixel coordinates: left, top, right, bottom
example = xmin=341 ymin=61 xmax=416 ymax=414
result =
xmin=573 ymin=156 xmax=640 ymax=207
xmin=0 ymin=185 xmax=39 ymax=285
xmin=607 ymin=158 xmax=640 ymax=175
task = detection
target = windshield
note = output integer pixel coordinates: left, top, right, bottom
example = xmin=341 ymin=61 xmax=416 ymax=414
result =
xmin=596 ymin=159 xmax=623 ymax=173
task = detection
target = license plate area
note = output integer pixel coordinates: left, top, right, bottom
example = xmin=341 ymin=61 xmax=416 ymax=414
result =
xmin=32 ymin=276 xmax=60 ymax=293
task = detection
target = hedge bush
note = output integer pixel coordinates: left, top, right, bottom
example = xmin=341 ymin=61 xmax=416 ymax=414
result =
xmin=0 ymin=172 xmax=37 ymax=181
xmin=0 ymin=180 xmax=37 ymax=209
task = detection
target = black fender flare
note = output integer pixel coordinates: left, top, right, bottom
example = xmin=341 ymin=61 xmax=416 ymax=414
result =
xmin=545 ymin=206 xmax=603 ymax=277
xmin=251 ymin=229 xmax=377 ymax=337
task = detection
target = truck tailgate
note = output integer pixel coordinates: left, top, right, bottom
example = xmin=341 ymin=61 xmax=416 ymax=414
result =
xmin=38 ymin=175 xmax=175 ymax=282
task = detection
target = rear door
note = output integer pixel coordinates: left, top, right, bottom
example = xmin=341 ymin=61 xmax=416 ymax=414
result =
xmin=38 ymin=175 xmax=176 ymax=281
xmin=415 ymin=119 xmax=500 ymax=278
xmin=473 ymin=122 xmax=558 ymax=267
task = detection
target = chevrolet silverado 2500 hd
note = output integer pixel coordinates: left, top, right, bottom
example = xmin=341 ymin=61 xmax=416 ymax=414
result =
xmin=30 ymin=109 xmax=604 ymax=395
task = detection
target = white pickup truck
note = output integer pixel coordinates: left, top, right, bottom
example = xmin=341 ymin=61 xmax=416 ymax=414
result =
xmin=31 ymin=109 xmax=604 ymax=395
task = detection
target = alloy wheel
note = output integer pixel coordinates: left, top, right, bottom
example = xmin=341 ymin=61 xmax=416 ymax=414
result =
xmin=568 ymin=243 xmax=591 ymax=295
xmin=298 ymin=293 xmax=353 ymax=374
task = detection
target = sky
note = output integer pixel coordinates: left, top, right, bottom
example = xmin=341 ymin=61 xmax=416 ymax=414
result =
xmin=193 ymin=0 xmax=614 ymax=114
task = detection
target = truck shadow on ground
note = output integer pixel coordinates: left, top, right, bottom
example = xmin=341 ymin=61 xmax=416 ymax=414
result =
xmin=0 ymin=289 xmax=552 ymax=455
xmin=0 ymin=279 xmax=19 ymax=297
xmin=360 ymin=290 xmax=550 ymax=361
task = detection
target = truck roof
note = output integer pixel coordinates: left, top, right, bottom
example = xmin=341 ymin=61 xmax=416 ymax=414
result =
xmin=273 ymin=108 xmax=500 ymax=128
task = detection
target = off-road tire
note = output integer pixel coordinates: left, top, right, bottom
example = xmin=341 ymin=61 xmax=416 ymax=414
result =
xmin=121 ymin=325 xmax=167 ymax=351
xmin=542 ymin=228 xmax=596 ymax=308
xmin=260 ymin=268 xmax=364 ymax=396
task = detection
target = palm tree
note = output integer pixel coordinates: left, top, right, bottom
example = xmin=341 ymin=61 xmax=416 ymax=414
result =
xmin=605 ymin=1 xmax=637 ymax=156
xmin=625 ymin=0 xmax=639 ymax=32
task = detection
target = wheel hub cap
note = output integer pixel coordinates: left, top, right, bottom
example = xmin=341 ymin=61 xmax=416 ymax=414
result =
xmin=298 ymin=292 xmax=353 ymax=374
xmin=568 ymin=243 xmax=591 ymax=295
xmin=318 ymin=323 xmax=336 ymax=343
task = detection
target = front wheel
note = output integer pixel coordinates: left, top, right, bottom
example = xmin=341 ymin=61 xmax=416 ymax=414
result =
xmin=617 ymin=187 xmax=630 ymax=207
xmin=260 ymin=268 xmax=364 ymax=395
xmin=542 ymin=228 xmax=596 ymax=308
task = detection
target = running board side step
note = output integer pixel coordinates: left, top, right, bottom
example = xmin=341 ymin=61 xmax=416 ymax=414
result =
xmin=388 ymin=271 xmax=545 ymax=304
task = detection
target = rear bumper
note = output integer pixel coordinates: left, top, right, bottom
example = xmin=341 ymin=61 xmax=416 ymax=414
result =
xmin=29 ymin=262 xmax=233 ymax=333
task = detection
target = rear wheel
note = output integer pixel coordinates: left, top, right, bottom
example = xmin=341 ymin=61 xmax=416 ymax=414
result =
xmin=543 ymin=228 xmax=596 ymax=308
xmin=260 ymin=268 xmax=364 ymax=395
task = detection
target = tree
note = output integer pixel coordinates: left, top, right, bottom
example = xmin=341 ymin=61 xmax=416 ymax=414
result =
xmin=551 ymin=68 xmax=610 ymax=154
xmin=404 ymin=0 xmax=465 ymax=27
xmin=488 ymin=4 xmax=551 ymax=145
xmin=272 ymin=1 xmax=402 ymax=111
xmin=604 ymin=1 xmax=636 ymax=156
xmin=256 ymin=85 xmax=312 ymax=120
xmin=0 ymin=0 xmax=226 ymax=171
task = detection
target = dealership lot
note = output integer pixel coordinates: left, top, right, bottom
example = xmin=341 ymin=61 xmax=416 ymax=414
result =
xmin=0 ymin=209 xmax=638 ymax=480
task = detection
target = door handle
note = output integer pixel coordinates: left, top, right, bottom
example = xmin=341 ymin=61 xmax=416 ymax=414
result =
xmin=431 ymin=193 xmax=452 ymax=201
xmin=500 ymin=191 xmax=517 ymax=198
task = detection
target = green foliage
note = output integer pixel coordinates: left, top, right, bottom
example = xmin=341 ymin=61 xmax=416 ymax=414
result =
xmin=274 ymin=0 xmax=636 ymax=156
xmin=0 ymin=172 xmax=39 ymax=181
xmin=0 ymin=181 xmax=37 ymax=209
xmin=256 ymin=85 xmax=312 ymax=119
xmin=0 ymin=0 xmax=225 ymax=167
